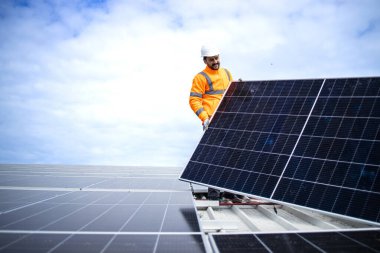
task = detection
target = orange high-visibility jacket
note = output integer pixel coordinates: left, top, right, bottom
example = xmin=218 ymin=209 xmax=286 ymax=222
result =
xmin=189 ymin=66 xmax=232 ymax=122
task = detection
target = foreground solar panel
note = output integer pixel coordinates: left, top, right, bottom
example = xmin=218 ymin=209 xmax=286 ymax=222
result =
xmin=211 ymin=229 xmax=380 ymax=253
xmin=0 ymin=165 xmax=207 ymax=253
xmin=180 ymin=77 xmax=380 ymax=224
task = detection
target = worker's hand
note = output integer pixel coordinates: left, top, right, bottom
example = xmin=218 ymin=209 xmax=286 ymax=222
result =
xmin=203 ymin=118 xmax=210 ymax=131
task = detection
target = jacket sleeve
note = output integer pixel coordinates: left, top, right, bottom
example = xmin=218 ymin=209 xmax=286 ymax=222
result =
xmin=189 ymin=74 xmax=209 ymax=122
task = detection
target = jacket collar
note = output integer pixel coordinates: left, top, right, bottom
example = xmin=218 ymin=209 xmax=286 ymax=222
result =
xmin=204 ymin=65 xmax=221 ymax=74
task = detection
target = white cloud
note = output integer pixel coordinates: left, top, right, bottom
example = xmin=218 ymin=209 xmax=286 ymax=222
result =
xmin=0 ymin=0 xmax=379 ymax=166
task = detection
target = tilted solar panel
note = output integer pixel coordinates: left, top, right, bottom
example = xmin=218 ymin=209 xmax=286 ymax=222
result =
xmin=180 ymin=77 xmax=380 ymax=225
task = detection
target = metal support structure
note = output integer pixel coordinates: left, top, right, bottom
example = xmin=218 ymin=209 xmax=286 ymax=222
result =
xmin=232 ymin=206 xmax=260 ymax=232
xmin=281 ymin=205 xmax=339 ymax=229
xmin=257 ymin=205 xmax=298 ymax=230
xmin=207 ymin=207 xmax=217 ymax=220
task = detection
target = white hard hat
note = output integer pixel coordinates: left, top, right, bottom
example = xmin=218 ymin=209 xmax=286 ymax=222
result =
xmin=201 ymin=45 xmax=220 ymax=57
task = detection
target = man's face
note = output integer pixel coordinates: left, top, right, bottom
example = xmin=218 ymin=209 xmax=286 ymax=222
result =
xmin=204 ymin=55 xmax=220 ymax=70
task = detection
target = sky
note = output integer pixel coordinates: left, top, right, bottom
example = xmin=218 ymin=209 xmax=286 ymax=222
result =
xmin=0 ymin=0 xmax=379 ymax=167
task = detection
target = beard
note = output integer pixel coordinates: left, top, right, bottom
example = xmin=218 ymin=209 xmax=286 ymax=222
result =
xmin=210 ymin=63 xmax=220 ymax=70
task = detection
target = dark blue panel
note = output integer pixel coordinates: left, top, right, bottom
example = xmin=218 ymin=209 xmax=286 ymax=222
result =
xmin=180 ymin=77 xmax=380 ymax=224
xmin=213 ymin=230 xmax=380 ymax=253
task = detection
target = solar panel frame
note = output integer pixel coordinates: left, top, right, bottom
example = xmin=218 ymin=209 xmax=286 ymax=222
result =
xmin=180 ymin=77 xmax=380 ymax=225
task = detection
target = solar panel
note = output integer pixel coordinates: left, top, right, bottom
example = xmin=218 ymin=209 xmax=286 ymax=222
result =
xmin=0 ymin=165 xmax=207 ymax=252
xmin=0 ymin=234 xmax=207 ymax=253
xmin=180 ymin=77 xmax=380 ymax=224
xmin=211 ymin=229 xmax=380 ymax=253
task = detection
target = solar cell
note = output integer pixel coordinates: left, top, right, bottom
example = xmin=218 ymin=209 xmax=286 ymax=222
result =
xmin=180 ymin=77 xmax=380 ymax=224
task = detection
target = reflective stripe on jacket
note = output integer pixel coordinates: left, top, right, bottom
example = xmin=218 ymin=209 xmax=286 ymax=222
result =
xmin=189 ymin=66 xmax=232 ymax=122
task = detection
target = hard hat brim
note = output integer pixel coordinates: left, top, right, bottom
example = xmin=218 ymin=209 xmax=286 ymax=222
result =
xmin=201 ymin=46 xmax=220 ymax=57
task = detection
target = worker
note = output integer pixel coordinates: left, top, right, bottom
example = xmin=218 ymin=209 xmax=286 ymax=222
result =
xmin=189 ymin=45 xmax=246 ymax=203
xmin=189 ymin=45 xmax=232 ymax=130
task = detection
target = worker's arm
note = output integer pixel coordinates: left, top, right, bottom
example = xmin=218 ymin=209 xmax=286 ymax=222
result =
xmin=189 ymin=75 xmax=209 ymax=123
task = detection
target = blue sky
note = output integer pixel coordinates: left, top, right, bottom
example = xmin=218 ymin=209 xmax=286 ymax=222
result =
xmin=1 ymin=0 xmax=379 ymax=167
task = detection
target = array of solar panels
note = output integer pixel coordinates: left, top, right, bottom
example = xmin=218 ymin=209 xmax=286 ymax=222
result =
xmin=211 ymin=229 xmax=380 ymax=252
xmin=181 ymin=77 xmax=380 ymax=224
xmin=0 ymin=165 xmax=207 ymax=253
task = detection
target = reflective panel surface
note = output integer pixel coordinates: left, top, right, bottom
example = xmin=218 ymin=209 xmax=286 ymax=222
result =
xmin=181 ymin=77 xmax=380 ymax=224
xmin=0 ymin=165 xmax=206 ymax=252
